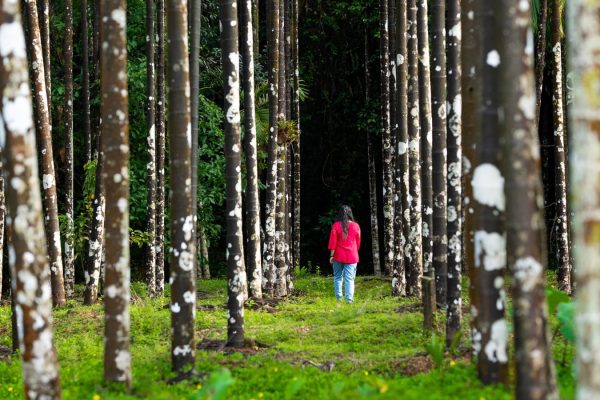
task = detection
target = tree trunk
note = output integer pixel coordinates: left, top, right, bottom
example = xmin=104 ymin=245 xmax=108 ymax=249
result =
xmin=291 ymin=0 xmax=301 ymax=272
xmin=535 ymin=0 xmax=548 ymax=126
xmin=253 ymin=0 xmax=259 ymax=61
xmin=569 ymin=1 xmax=600 ymax=396
xmin=0 ymin=2 xmax=61 ymax=395
xmin=551 ymin=0 xmax=571 ymax=294
xmin=82 ymin=0 xmax=92 ymax=164
xmin=431 ymin=0 xmax=447 ymax=307
xmin=242 ymin=0 xmax=263 ymax=298
xmin=0 ymin=162 xmax=4 ymax=302
xmin=84 ymin=134 xmax=105 ymax=305
xmin=38 ymin=0 xmax=51 ymax=111
xmin=155 ymin=0 xmax=166 ymax=297
xmin=221 ymin=0 xmax=246 ymax=347
xmin=445 ymin=0 xmax=462 ymax=348
xmin=499 ymin=2 xmax=558 ymax=398
xmin=379 ymin=0 xmax=394 ymax=277
xmin=264 ymin=0 xmax=280 ymax=297
xmin=190 ymin=0 xmax=201 ymax=288
xmin=168 ymin=0 xmax=196 ymax=371
xmin=62 ymin=0 xmax=75 ymax=298
xmin=199 ymin=224 xmax=210 ymax=278
xmin=145 ymin=0 xmax=157 ymax=297
xmin=417 ymin=0 xmax=433 ymax=300
xmin=101 ymin=0 xmax=131 ymax=386
xmin=471 ymin=0 xmax=508 ymax=384
xmin=392 ymin=0 xmax=407 ymax=296
xmin=25 ymin=0 xmax=66 ymax=307
xmin=406 ymin=0 xmax=422 ymax=298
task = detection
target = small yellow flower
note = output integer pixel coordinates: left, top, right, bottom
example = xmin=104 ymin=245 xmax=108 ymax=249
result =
xmin=92 ymin=394 xmax=100 ymax=400
xmin=379 ymin=383 xmax=389 ymax=394
xmin=258 ymin=393 xmax=264 ymax=398
xmin=8 ymin=387 xmax=13 ymax=392
xmin=450 ymin=360 xmax=456 ymax=367
xmin=479 ymin=397 xmax=486 ymax=400
xmin=363 ymin=371 xmax=369 ymax=376
xmin=196 ymin=384 xmax=202 ymax=390
xmin=273 ymin=367 xmax=278 ymax=372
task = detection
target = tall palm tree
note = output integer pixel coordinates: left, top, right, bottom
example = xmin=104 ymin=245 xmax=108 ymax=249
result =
xmin=568 ymin=0 xmax=600 ymax=397
xmin=0 ymin=2 xmax=61 ymax=396
xmin=291 ymin=0 xmax=301 ymax=271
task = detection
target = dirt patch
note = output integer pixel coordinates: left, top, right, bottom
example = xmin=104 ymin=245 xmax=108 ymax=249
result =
xmin=197 ymin=338 xmax=269 ymax=355
xmin=196 ymin=290 xmax=212 ymax=300
xmin=245 ymin=297 xmax=282 ymax=313
xmin=196 ymin=304 xmax=223 ymax=311
xmin=293 ymin=359 xmax=336 ymax=372
xmin=0 ymin=346 xmax=13 ymax=363
xmin=395 ymin=303 xmax=422 ymax=314
xmin=392 ymin=347 xmax=472 ymax=376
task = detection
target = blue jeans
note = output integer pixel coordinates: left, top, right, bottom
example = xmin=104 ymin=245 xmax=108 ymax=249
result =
xmin=333 ymin=262 xmax=357 ymax=302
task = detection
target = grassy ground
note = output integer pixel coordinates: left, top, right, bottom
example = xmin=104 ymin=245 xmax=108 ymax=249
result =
xmin=0 ymin=274 xmax=574 ymax=399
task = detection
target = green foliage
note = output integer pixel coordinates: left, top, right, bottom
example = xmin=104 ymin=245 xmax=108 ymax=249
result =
xmin=557 ymin=302 xmax=576 ymax=344
xmin=546 ymin=287 xmax=571 ymax=314
xmin=191 ymin=369 xmax=235 ymax=400
xmin=424 ymin=334 xmax=445 ymax=371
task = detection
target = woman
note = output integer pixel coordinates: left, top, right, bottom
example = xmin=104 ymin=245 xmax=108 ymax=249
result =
xmin=328 ymin=205 xmax=361 ymax=303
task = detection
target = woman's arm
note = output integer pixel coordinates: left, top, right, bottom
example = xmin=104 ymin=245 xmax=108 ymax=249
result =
xmin=328 ymin=224 xmax=337 ymax=263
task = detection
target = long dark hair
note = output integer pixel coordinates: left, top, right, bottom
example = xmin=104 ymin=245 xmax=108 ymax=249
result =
xmin=336 ymin=205 xmax=355 ymax=238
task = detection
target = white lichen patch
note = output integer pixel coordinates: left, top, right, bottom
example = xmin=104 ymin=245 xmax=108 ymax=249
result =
xmin=486 ymin=50 xmax=500 ymax=68
xmin=42 ymin=174 xmax=54 ymax=190
xmin=484 ymin=319 xmax=508 ymax=363
xmin=514 ymin=257 xmax=542 ymax=292
xmin=115 ymin=350 xmax=130 ymax=372
xmin=474 ymin=231 xmax=506 ymax=271
xmin=178 ymin=250 xmax=193 ymax=271
xmin=183 ymin=291 xmax=195 ymax=304
xmin=471 ymin=163 xmax=505 ymax=211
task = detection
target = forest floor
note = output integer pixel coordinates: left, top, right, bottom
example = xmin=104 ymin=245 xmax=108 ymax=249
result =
xmin=0 ymin=273 xmax=575 ymax=399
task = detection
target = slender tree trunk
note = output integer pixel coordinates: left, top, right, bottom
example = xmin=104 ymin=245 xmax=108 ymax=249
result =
xmin=535 ymin=0 xmax=548 ymax=126
xmin=379 ymin=0 xmax=394 ymax=277
xmin=417 ymin=0 xmax=433 ymax=292
xmin=431 ymin=0 xmax=447 ymax=307
xmin=0 ymin=2 xmax=61 ymax=395
xmin=155 ymin=0 xmax=166 ymax=296
xmin=242 ymin=0 xmax=263 ymax=298
xmin=393 ymin=0 xmax=408 ymax=295
xmin=406 ymin=0 xmax=422 ymax=298
xmin=63 ymin=0 xmax=75 ymax=298
xmin=0 ymin=163 xmax=4 ymax=301
xmin=569 ymin=0 xmax=600 ymax=396
xmin=221 ymin=0 xmax=246 ymax=346
xmin=145 ymin=0 xmax=157 ymax=297
xmin=551 ymin=0 xmax=571 ymax=293
xmin=445 ymin=0 xmax=462 ymax=347
xmin=84 ymin=134 xmax=105 ymax=305
xmin=499 ymin=2 xmax=558 ymax=397
xmin=38 ymin=0 xmax=51 ymax=111
xmin=190 ymin=0 xmax=201 ymax=285
xmin=101 ymin=0 xmax=131 ymax=385
xmin=291 ymin=0 xmax=301 ymax=271
xmin=199 ymin=224 xmax=210 ymax=278
xmin=471 ymin=0 xmax=508 ymax=384
xmin=264 ymin=0 xmax=280 ymax=297
xmin=25 ymin=0 xmax=66 ymax=307
xmin=168 ymin=0 xmax=196 ymax=371
xmin=82 ymin=0 xmax=92 ymax=164
xmin=252 ymin=0 xmax=259 ymax=61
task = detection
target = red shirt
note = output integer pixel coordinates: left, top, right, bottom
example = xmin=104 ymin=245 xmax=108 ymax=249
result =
xmin=328 ymin=221 xmax=361 ymax=264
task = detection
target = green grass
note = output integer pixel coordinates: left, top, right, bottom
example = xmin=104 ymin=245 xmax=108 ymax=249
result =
xmin=0 ymin=275 xmax=574 ymax=399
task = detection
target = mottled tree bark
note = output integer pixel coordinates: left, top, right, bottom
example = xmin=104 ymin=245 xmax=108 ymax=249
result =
xmin=291 ymin=0 xmax=300 ymax=271
xmin=199 ymin=223 xmax=210 ymax=278
xmin=82 ymin=0 xmax=92 ymax=164
xmin=0 ymin=162 xmax=4 ymax=302
xmin=221 ymin=0 xmax=246 ymax=346
xmin=0 ymin=2 xmax=61 ymax=396
xmin=145 ymin=0 xmax=157 ymax=297
xmin=63 ymin=0 xmax=75 ymax=298
xmin=445 ymin=0 xmax=462 ymax=348
xmin=264 ymin=0 xmax=280 ymax=297
xmin=242 ymin=0 xmax=263 ymax=298
xmin=25 ymin=0 xmax=65 ymax=307
xmin=379 ymin=0 xmax=394 ymax=277
xmin=568 ymin=1 xmax=600 ymax=397
xmin=535 ymin=0 xmax=548 ymax=126
xmin=252 ymin=0 xmax=259 ymax=61
xmin=168 ymin=0 xmax=196 ymax=371
xmin=417 ymin=0 xmax=433 ymax=296
xmin=101 ymin=0 xmax=131 ymax=386
xmin=155 ymin=0 xmax=166 ymax=296
xmin=470 ymin=0 xmax=508 ymax=384
xmin=190 ymin=0 xmax=201 ymax=284
xmin=431 ymin=0 xmax=447 ymax=307
xmin=407 ymin=0 xmax=422 ymax=298
xmin=551 ymin=0 xmax=571 ymax=294
xmin=38 ymin=0 xmax=51 ymax=111
xmin=499 ymin=1 xmax=558 ymax=398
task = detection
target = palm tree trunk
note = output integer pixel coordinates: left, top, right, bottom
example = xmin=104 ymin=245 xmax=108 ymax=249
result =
xmin=25 ymin=0 xmax=66 ymax=307
xmin=82 ymin=0 xmax=92 ymax=164
xmin=199 ymin=224 xmax=211 ymax=278
xmin=431 ymin=0 xmax=447 ymax=307
xmin=471 ymin=0 xmax=508 ymax=384
xmin=569 ymin=1 xmax=600 ymax=396
xmin=445 ymin=0 xmax=462 ymax=347
xmin=406 ymin=0 xmax=423 ymax=298
xmin=221 ymin=0 xmax=246 ymax=346
xmin=0 ymin=4 xmax=61 ymax=394
xmin=291 ymin=0 xmax=301 ymax=272
xmin=145 ymin=0 xmax=157 ymax=297
xmin=499 ymin=1 xmax=558 ymax=397
xmin=0 ymin=164 xmax=4 ymax=302
xmin=379 ymin=0 xmax=395 ymax=277
xmin=242 ymin=0 xmax=263 ymax=298
xmin=535 ymin=0 xmax=548 ymax=126
xmin=551 ymin=0 xmax=571 ymax=293
xmin=155 ymin=0 xmax=166 ymax=297
xmin=264 ymin=0 xmax=280 ymax=297
xmin=38 ymin=0 xmax=51 ymax=112
xmin=64 ymin=0 xmax=76 ymax=298
xmin=190 ymin=0 xmax=201 ymax=285
xmin=101 ymin=0 xmax=131 ymax=385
